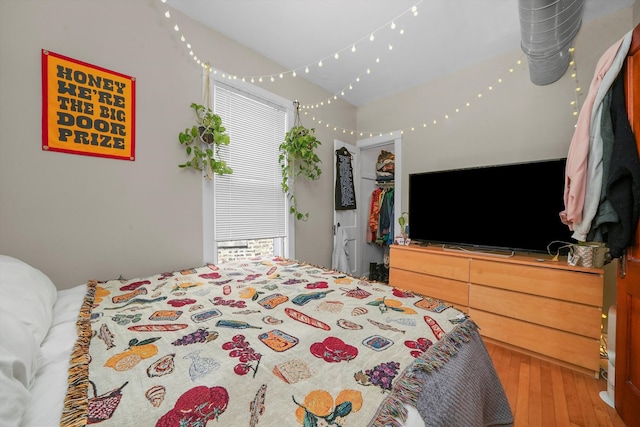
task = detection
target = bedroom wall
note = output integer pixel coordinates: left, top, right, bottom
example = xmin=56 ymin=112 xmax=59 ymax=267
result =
xmin=0 ymin=0 xmax=356 ymax=289
xmin=357 ymin=7 xmax=634 ymax=334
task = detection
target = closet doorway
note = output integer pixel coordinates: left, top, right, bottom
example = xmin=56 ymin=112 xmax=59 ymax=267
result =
xmin=332 ymin=131 xmax=402 ymax=279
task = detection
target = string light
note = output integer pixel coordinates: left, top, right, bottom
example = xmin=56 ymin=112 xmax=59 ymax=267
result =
xmin=302 ymin=53 xmax=529 ymax=136
xmin=160 ymin=0 xmax=424 ymax=102
xmin=568 ymin=46 xmax=583 ymax=125
xmin=159 ymin=1 xmax=578 ymax=137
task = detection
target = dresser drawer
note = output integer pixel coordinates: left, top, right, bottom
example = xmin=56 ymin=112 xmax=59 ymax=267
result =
xmin=390 ymin=247 xmax=469 ymax=282
xmin=389 ymin=268 xmax=468 ymax=309
xmin=469 ymin=284 xmax=602 ymax=338
xmin=469 ymin=309 xmax=600 ymax=373
xmin=469 ymin=259 xmax=603 ymax=306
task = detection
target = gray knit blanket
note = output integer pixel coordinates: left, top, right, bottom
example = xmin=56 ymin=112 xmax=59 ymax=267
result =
xmin=371 ymin=325 xmax=514 ymax=427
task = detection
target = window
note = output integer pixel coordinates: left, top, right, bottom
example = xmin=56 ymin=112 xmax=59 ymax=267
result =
xmin=202 ymin=80 xmax=294 ymax=264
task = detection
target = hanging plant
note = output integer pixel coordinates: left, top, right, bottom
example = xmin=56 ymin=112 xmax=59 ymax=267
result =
xmin=178 ymin=102 xmax=232 ymax=180
xmin=178 ymin=66 xmax=231 ymax=180
xmin=279 ymin=101 xmax=322 ymax=220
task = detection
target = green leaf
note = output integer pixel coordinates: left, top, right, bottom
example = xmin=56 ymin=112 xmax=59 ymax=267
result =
xmin=135 ymin=337 xmax=161 ymax=347
xmin=330 ymin=401 xmax=352 ymax=421
xmin=303 ymin=410 xmax=318 ymax=427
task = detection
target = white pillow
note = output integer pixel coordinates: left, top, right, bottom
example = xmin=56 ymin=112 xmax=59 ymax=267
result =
xmin=0 ymin=317 xmax=39 ymax=426
xmin=0 ymin=255 xmax=57 ymax=346
xmin=0 ymin=255 xmax=58 ymax=425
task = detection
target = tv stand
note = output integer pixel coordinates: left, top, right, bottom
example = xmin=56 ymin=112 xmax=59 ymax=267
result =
xmin=389 ymin=243 xmax=606 ymax=377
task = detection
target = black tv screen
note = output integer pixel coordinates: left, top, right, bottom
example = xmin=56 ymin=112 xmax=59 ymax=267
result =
xmin=408 ymin=158 xmax=574 ymax=254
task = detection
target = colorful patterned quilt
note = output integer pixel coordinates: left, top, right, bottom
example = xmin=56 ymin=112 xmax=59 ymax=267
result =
xmin=61 ymin=257 xmax=509 ymax=427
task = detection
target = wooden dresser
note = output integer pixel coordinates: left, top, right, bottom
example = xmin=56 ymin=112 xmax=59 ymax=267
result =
xmin=389 ymin=243 xmax=607 ymax=377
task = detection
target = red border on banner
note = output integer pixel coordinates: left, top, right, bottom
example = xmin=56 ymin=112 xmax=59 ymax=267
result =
xmin=42 ymin=49 xmax=136 ymax=161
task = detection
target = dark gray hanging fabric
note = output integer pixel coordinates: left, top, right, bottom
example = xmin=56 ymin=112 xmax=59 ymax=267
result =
xmin=335 ymin=147 xmax=356 ymax=210
xmin=602 ymin=72 xmax=640 ymax=258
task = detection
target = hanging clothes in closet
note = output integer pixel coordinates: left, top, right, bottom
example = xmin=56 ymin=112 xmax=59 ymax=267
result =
xmin=367 ymin=149 xmax=396 ymax=246
xmin=367 ymin=186 xmax=394 ymax=246
xmin=378 ymin=187 xmax=394 ymax=245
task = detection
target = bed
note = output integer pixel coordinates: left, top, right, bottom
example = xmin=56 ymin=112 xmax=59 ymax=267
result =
xmin=0 ymin=254 xmax=514 ymax=427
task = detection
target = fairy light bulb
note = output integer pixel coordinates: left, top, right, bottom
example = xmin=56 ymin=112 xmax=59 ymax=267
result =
xmin=292 ymin=71 xmax=297 ymax=77
xmin=174 ymin=24 xmax=179 ymax=31
xmin=334 ymin=53 xmax=339 ymax=59
xmin=180 ymin=35 xmax=185 ymax=42
xmin=318 ymin=60 xmax=323 ymax=67
xmin=164 ymin=11 xmax=170 ymax=18
xmin=351 ymin=45 xmax=356 ymax=52
xmin=388 ymin=44 xmax=393 ymax=50
xmin=370 ymin=34 xmax=375 ymax=42
xmin=390 ymin=21 xmax=396 ymax=30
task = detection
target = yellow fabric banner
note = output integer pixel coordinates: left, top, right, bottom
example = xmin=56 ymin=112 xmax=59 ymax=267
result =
xmin=42 ymin=49 xmax=135 ymax=161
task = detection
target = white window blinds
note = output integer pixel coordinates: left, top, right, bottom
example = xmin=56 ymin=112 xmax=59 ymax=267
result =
xmin=212 ymin=84 xmax=287 ymax=241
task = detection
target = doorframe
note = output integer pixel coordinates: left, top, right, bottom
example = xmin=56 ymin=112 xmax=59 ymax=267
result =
xmin=357 ymin=131 xmax=402 ymax=274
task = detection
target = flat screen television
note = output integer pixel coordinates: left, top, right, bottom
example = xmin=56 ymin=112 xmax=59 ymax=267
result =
xmin=408 ymin=158 xmax=574 ymax=255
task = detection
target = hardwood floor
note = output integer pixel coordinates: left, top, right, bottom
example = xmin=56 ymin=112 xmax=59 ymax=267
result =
xmin=483 ymin=340 xmax=627 ymax=427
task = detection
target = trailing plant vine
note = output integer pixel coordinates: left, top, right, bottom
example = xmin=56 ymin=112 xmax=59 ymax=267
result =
xmin=279 ymin=101 xmax=322 ymax=220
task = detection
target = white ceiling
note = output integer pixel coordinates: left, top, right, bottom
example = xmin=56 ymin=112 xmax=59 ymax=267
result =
xmin=166 ymin=0 xmax=633 ymax=106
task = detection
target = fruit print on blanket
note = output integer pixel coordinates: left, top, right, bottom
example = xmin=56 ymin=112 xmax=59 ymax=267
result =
xmin=62 ymin=257 xmax=473 ymax=427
